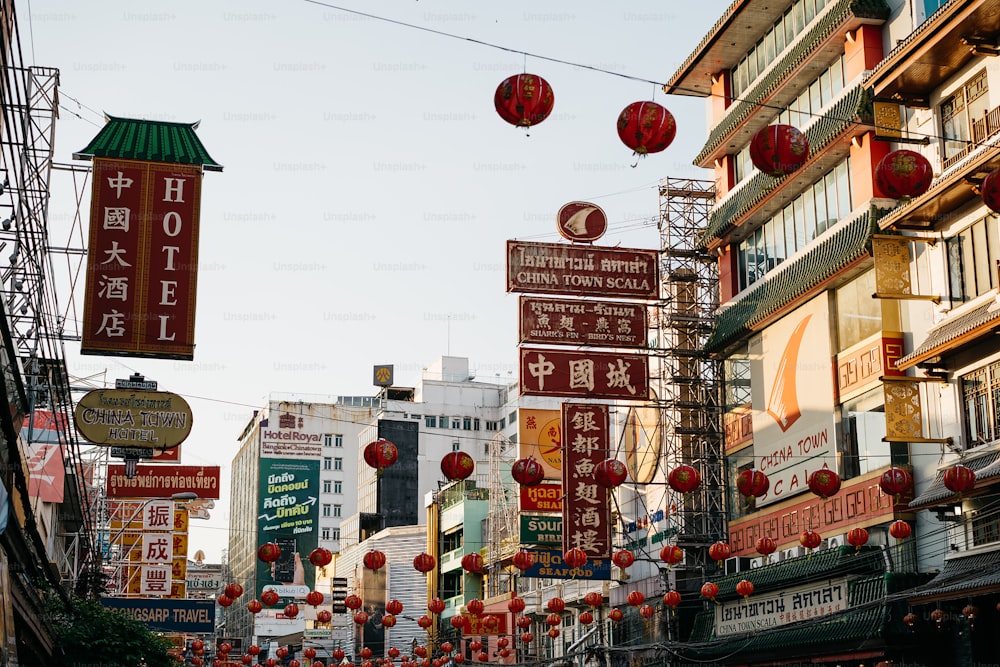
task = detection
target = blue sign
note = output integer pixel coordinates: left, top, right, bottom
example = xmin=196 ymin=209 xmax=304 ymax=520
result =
xmin=520 ymin=549 xmax=611 ymax=580
xmin=101 ymin=597 xmax=215 ymax=633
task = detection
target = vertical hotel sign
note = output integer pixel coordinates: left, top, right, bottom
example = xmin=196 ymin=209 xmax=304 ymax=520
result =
xmin=561 ymin=403 xmax=611 ymax=559
xmin=82 ymin=158 xmax=202 ymax=359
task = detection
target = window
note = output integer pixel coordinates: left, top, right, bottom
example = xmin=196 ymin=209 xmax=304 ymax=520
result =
xmin=323 ymin=480 xmax=332 ymax=493
xmin=334 ymin=434 xmax=343 ymax=447
xmin=333 ymin=504 xmax=342 ymax=517
xmin=724 ymin=350 xmax=752 ymax=411
xmin=498 ymin=417 xmax=506 ymax=429
xmin=331 ymin=528 xmax=340 ymax=541
xmin=442 ymin=529 xmax=463 ymax=553
xmin=324 ymin=434 xmax=334 ymax=447
xmin=322 ymin=528 xmax=330 ymax=540
xmin=941 ymin=70 xmax=990 ymax=168
xmin=960 ymin=363 xmax=1000 ymax=446
xmin=486 ymin=420 xmax=498 ymax=431
xmin=452 ymin=441 xmax=461 ymax=452
xmin=442 ymin=570 xmax=463 ymax=598
xmin=425 ymin=415 xmax=437 ymax=428
xmin=947 ymin=215 xmax=1000 ymax=302
xmin=334 ymin=480 xmax=342 ymax=494
xmin=452 ymin=417 xmax=461 ymax=429
xmin=463 ymin=417 xmax=472 ymax=430
xmin=334 ymin=457 xmax=343 ymax=471
xmin=323 ymin=457 xmax=332 ymax=471
xmin=509 ymin=410 xmax=517 ymax=425
xmin=322 ymin=504 xmax=331 ymax=517
xmin=839 ymin=387 xmax=889 ymax=479
xmin=473 ymin=418 xmax=481 ymax=431
xmin=835 ymin=270 xmax=880 ymax=351
xmin=440 ymin=415 xmax=448 ymax=428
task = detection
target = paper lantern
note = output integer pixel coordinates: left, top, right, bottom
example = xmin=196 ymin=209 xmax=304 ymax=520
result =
xmin=508 ymin=596 xmax=526 ymax=613
xmin=903 ymin=612 xmax=917 ymax=628
xmin=520 ymin=632 xmax=534 ymax=643
xmin=317 ymin=609 xmax=332 ymax=623
xmin=512 ymin=550 xmax=535 ymax=571
xmin=584 ymin=591 xmax=603 ymax=608
xmin=441 ymin=451 xmax=475 ymax=481
xmin=496 ymin=638 xmax=509 ymax=649
xmin=545 ymin=612 xmax=562 ymax=626
xmin=417 ymin=615 xmax=432 ymax=629
xmin=257 ymin=542 xmax=281 ymax=563
xmin=427 ymin=598 xmax=446 ymax=614
xmin=875 ymin=149 xmax=933 ymax=200
xmin=807 ymin=468 xmax=841 ymax=499
xmin=261 ymin=590 xmax=279 ymax=607
xmin=387 ymin=648 xmax=399 ymax=659
xmin=247 ymin=646 xmax=260 ymax=656
xmin=454 ymin=654 xmax=465 ymax=664
xmin=477 ymin=654 xmax=489 ymax=663
xmin=363 ymin=438 xmax=399 ymax=471
xmin=482 ymin=614 xmax=500 ymax=631
xmin=461 ymin=552 xmax=485 ymax=574
xmin=889 ymin=520 xmax=912 ymax=540
xmin=217 ymin=595 xmax=233 ymax=608
xmin=353 ymin=611 xmax=369 ymax=625
xmin=983 ymin=168 xmax=1000 ymax=213
xmin=799 ymin=530 xmax=822 ymax=551
xmin=626 ymin=591 xmax=645 ymax=607
xmin=700 ymin=582 xmax=719 ymax=601
xmin=247 ymin=599 xmax=263 ymax=614
xmin=612 ymin=550 xmax=635 ymax=569
xmin=191 ymin=640 xmax=205 ymax=652
xmin=660 ymin=545 xmax=683 ymax=567
xmin=386 ymin=599 xmax=403 ymax=615
xmin=547 ymin=597 xmax=566 ymax=613
xmin=345 ymin=594 xmax=363 ymax=610
xmin=943 ymin=464 xmax=976 ymax=495
xmin=497 ymin=649 xmax=511 ymax=659
xmin=306 ymin=590 xmax=324 ymax=607
xmin=494 ymin=73 xmax=555 ymax=128
xmin=578 ymin=610 xmax=594 ymax=625
xmin=755 ymin=537 xmax=777 ymax=559
xmin=467 ymin=599 xmax=484 ymax=615
xmin=749 ymin=124 xmax=809 ymax=177
xmin=931 ymin=608 xmax=945 ymax=629
xmin=309 ymin=547 xmax=334 ymax=568
xmin=663 ymin=590 xmax=681 ymax=611
xmin=220 ymin=643 xmax=233 ymax=655
xmin=639 ymin=604 xmax=655 ymax=619
xmin=667 ymin=464 xmax=701 ymax=493
xmin=736 ymin=469 xmax=770 ymax=500
xmin=707 ymin=541 xmax=731 ymax=562
xmin=511 ymin=457 xmax=545 ymax=486
xmin=617 ymin=101 xmax=676 ymax=156
xmin=608 ymin=608 xmax=624 ymax=623
xmin=283 ymin=603 xmax=299 ymax=618
xmin=594 ymin=459 xmax=628 ymax=488
xmin=224 ymin=583 xmax=244 ymax=599
xmin=735 ymin=580 xmax=754 ymax=600
xmin=879 ymin=466 xmax=913 ymax=500
xmin=847 ymin=527 xmax=869 ymax=552
xmin=563 ymin=548 xmax=588 ymax=569
xmin=288 ymin=661 xmax=300 ymax=667
xmin=440 ymin=642 xmax=454 ymax=655
xmin=516 ymin=615 xmax=532 ymax=629
xmin=413 ymin=552 xmax=436 ymax=574
xmin=363 ymin=550 xmax=387 ymax=571
xmin=361 ymin=648 xmax=373 ymax=660
xmin=333 ymin=648 xmax=347 ymax=661
xmin=546 ymin=628 xmax=560 ymax=639
xmin=382 ymin=614 xmax=397 ymax=628
xmin=469 ymin=641 xmax=483 ymax=653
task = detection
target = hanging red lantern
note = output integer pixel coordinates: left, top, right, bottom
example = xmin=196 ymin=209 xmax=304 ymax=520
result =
xmin=275 ymin=648 xmax=288 ymax=660
xmin=496 ymin=638 xmax=509 ymax=649
xmin=224 ymin=583 xmax=244 ymax=599
xmin=612 ymin=550 xmax=635 ymax=569
xmin=469 ymin=641 xmax=483 ymax=653
xmin=247 ymin=645 xmax=260 ymax=656
xmin=545 ymin=612 xmax=561 ymax=626
xmin=283 ymin=603 xmax=299 ymax=618
xmin=386 ymin=599 xmax=403 ymax=615
xmin=875 ymin=149 xmax=934 ymax=200
xmin=594 ymin=459 xmax=628 ymax=488
xmin=289 ymin=661 xmax=301 ymax=667
xmin=707 ymin=541 xmax=731 ymax=563
xmin=494 ymin=73 xmax=555 ymax=128
xmin=617 ymin=101 xmax=676 ymax=156
xmin=417 ymin=614 xmax=432 ymax=629
xmin=453 ymin=654 xmax=465 ymax=664
xmin=799 ymin=530 xmax=822 ymax=551
xmin=755 ymin=537 xmax=777 ymax=559
xmin=220 ymin=643 xmax=233 ymax=656
xmin=516 ymin=615 xmax=532 ymax=629
xmin=735 ymin=580 xmax=755 ymax=600
xmin=467 ymin=599 xmax=485 ymax=615
xmin=521 ymin=632 xmax=534 ymax=643
xmin=931 ymin=608 xmax=945 ymax=629
xmin=983 ymin=168 xmax=1000 ymax=213
xmin=333 ymin=648 xmax=347 ymax=661
xmin=808 ymin=468 xmax=842 ymax=499
xmin=361 ymin=648 xmax=373 ymax=660
xmin=306 ymin=590 xmax=324 ymax=607
xmin=879 ymin=466 xmax=913 ymax=500
xmin=508 ymin=596 xmax=526 ymax=613
xmin=387 ymin=648 xmax=399 ymax=660
xmin=441 ymin=451 xmax=475 ymax=481
xmin=608 ymin=608 xmax=624 ymax=623
xmin=512 ymin=550 xmax=535 ymax=571
xmin=363 ymin=549 xmax=387 ymax=571
xmin=261 ymin=589 xmax=279 ymax=607
xmin=847 ymin=527 xmax=869 ymax=552
xmin=660 ymin=544 xmax=684 ymax=567
xmin=497 ymin=649 xmax=511 ymax=659
xmin=413 ymin=552 xmax=436 ymax=574
xmin=345 ymin=594 xmax=363 ymax=610
xmin=264 ymin=660 xmax=276 ymax=667
xmin=667 ymin=464 xmax=701 ymax=494
xmin=700 ymin=582 xmax=719 ymax=602
xmin=303 ymin=649 xmax=317 ymax=661
xmin=247 ymin=599 xmax=263 ymax=614
xmin=317 ymin=609 xmax=333 ymax=623
xmin=217 ymin=594 xmax=233 ymax=608
xmin=749 ymin=124 xmax=810 ymax=177
xmin=191 ymin=640 xmax=205 ymax=653
xmin=663 ymin=591 xmax=681 ymax=612
xmin=639 ymin=604 xmax=655 ymax=619
xmin=382 ymin=614 xmax=397 ymax=628
xmin=963 ymin=604 xmax=979 ymax=621
xmin=546 ymin=628 xmax=560 ymax=639
xmin=427 ymin=598 xmax=446 ymax=614
xmin=257 ymin=542 xmax=281 ymax=563
xmin=626 ymin=591 xmax=645 ymax=607
xmin=943 ymin=464 xmax=976 ymax=496
xmin=478 ymin=612 xmax=495 ymax=632
xmin=191 ymin=659 xmax=203 ymax=667
xmin=736 ymin=469 xmax=770 ymax=500
xmin=477 ymin=654 xmax=489 ymax=663
xmin=903 ymin=612 xmax=918 ymax=628
xmin=312 ymin=662 xmax=324 ymax=667
xmin=439 ymin=642 xmax=454 ymax=655
xmin=578 ymin=610 xmax=594 ymax=625
xmin=547 ymin=597 xmax=566 ymax=613
xmin=563 ymin=548 xmax=588 ymax=569
xmin=309 ymin=546 xmax=334 ymax=568
xmin=511 ymin=457 xmax=546 ymax=486
xmin=364 ymin=438 xmax=399 ymax=471
xmin=583 ymin=591 xmax=603 ymax=608
xmin=889 ymin=520 xmax=912 ymax=540
xmin=461 ymin=552 xmax=485 ymax=574
xmin=353 ymin=611 xmax=369 ymax=625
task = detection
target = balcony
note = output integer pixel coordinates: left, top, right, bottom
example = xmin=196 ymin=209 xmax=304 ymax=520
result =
xmin=943 ymin=103 xmax=1000 ymax=170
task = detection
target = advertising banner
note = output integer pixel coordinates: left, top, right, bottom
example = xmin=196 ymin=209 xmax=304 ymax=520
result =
xmin=714 ymin=578 xmax=849 ymax=636
xmin=519 ymin=483 xmax=562 ymax=512
xmin=255 ymin=458 xmax=320 ymax=596
xmin=106 ymin=465 xmax=221 ymax=498
xmin=23 ymin=410 xmax=69 ymax=503
xmin=519 ymin=347 xmax=649 ymax=400
xmin=519 ymin=296 xmax=647 ymax=348
xmin=517 ymin=409 xmax=561 ymax=479
xmin=562 ymin=403 xmax=612 ymax=559
xmin=519 ymin=549 xmax=611 ymax=580
xmin=101 ymin=598 xmax=215 ymax=633
xmin=519 ymin=515 xmax=562 ymax=545
xmin=459 ymin=613 xmax=509 ymax=635
xmin=507 ymin=240 xmax=658 ymax=299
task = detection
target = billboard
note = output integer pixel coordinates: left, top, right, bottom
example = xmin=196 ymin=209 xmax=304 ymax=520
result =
xmin=256 ymin=457 xmax=320 ymax=596
xmin=520 ymin=483 xmax=562 ymax=512
xmin=519 ymin=347 xmax=649 ymax=400
xmin=519 ymin=296 xmax=647 ymax=348
xmin=518 ymin=408 xmax=561 ymax=479
xmin=106 ymin=465 xmax=221 ymax=498
xmin=562 ymin=403 xmax=612 ymax=559
xmin=520 ymin=515 xmax=562 ymax=545
xmin=74 ymin=389 xmax=193 ymax=451
xmin=261 ymin=412 xmax=323 ymax=459
xmin=519 ymin=549 xmax=612 ymax=580
xmin=81 ymin=158 xmax=204 ymax=359
xmin=101 ymin=598 xmax=215 ymax=633
xmin=506 ymin=240 xmax=659 ymax=299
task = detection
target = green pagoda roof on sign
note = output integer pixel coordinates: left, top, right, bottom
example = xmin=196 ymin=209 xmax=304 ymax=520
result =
xmin=74 ymin=115 xmax=223 ymax=171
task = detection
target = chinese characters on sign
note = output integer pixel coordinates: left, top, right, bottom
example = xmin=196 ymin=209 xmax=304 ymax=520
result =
xmin=561 ymin=403 xmax=611 ymax=559
xmin=714 ymin=579 xmax=849 ymax=636
xmin=520 ymin=348 xmax=649 ymax=400
xmin=507 ymin=240 xmax=659 ymax=299
xmin=82 ymin=158 xmax=203 ymax=359
xmin=519 ymin=296 xmax=648 ymax=348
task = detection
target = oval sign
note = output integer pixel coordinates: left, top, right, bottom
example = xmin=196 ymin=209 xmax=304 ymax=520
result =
xmin=556 ymin=201 xmax=608 ymax=242
xmin=73 ymin=389 xmax=193 ymax=450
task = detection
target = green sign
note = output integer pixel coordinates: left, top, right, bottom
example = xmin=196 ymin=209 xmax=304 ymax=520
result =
xmin=520 ymin=515 xmax=562 ymax=545
xmin=256 ymin=457 xmax=320 ymax=596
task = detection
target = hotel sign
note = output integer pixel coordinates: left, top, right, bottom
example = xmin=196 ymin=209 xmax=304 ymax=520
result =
xmin=506 ymin=240 xmax=658 ymax=299
xmin=74 ymin=389 xmax=193 ymax=451
xmin=714 ymin=578 xmax=849 ymax=636
xmin=520 ymin=347 xmax=649 ymax=400
xmin=519 ymin=296 xmax=647 ymax=348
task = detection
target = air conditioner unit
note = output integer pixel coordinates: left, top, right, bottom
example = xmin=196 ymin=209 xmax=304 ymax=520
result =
xmin=824 ymin=534 xmax=845 ymax=550
xmin=781 ymin=547 xmax=805 ymax=560
xmin=724 ymin=557 xmax=752 ymax=575
xmin=749 ymin=557 xmax=764 ymax=569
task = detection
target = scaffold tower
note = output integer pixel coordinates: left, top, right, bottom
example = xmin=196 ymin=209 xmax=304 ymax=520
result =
xmin=485 ymin=431 xmax=519 ymax=598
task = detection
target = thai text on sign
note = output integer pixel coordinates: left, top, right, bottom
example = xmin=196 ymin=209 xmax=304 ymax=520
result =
xmin=714 ymin=578 xmax=848 ymax=636
xmin=519 ymin=296 xmax=648 ymax=348
xmin=520 ymin=482 xmax=562 ymax=512
xmin=506 ymin=240 xmax=659 ymax=299
xmin=106 ymin=464 xmax=221 ymax=499
xmin=520 ymin=347 xmax=649 ymax=400
xmin=561 ymin=403 xmax=612 ymax=559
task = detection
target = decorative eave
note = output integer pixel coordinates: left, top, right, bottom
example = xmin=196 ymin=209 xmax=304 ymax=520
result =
xmin=705 ymin=207 xmax=884 ymax=354
xmin=700 ymin=84 xmax=874 ymax=248
xmin=909 ymin=443 xmax=1000 ymax=510
xmin=906 ymin=547 xmax=1000 ymax=605
xmin=692 ymin=0 xmax=890 ymax=168
xmin=876 ymin=140 xmax=1000 ymax=232
xmin=867 ymin=0 xmax=1000 ymax=102
xmin=74 ymin=114 xmax=224 ymax=171
xmin=895 ymin=298 xmax=1000 ymax=371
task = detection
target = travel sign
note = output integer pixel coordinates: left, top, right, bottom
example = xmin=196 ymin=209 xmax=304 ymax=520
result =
xmin=74 ymin=388 xmax=193 ymax=451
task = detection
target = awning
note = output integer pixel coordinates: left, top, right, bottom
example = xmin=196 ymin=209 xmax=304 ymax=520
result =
xmin=907 ymin=549 xmax=1000 ymax=604
xmin=908 ymin=445 xmax=1000 ymax=510
xmin=895 ymin=299 xmax=1000 ymax=371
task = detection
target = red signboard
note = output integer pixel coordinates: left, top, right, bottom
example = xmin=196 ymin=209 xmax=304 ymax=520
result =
xmin=520 ymin=483 xmax=562 ymax=512
xmin=82 ymin=158 xmax=203 ymax=360
xmin=562 ymin=403 xmax=612 ymax=559
xmin=519 ymin=347 xmax=649 ymax=400
xmin=459 ymin=613 xmax=509 ymax=636
xmin=506 ymin=240 xmax=659 ymax=299
xmin=519 ymin=296 xmax=647 ymax=348
xmin=107 ymin=464 xmax=221 ymax=499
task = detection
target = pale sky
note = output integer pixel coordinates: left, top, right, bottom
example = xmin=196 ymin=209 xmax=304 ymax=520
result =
xmin=29 ymin=0 xmax=731 ymax=561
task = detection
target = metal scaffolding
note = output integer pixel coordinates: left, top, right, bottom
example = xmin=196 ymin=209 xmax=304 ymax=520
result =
xmin=485 ymin=431 xmax=519 ymax=599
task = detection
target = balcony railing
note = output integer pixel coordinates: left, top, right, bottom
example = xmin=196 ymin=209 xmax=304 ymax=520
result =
xmin=943 ymin=103 xmax=1000 ymax=170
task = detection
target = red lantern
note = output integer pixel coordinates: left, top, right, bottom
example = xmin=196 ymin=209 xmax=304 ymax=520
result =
xmin=224 ymin=583 xmax=244 ymax=599
xmin=512 ymin=550 xmax=535 ymax=571
xmin=284 ymin=603 xmax=299 ymax=618
xmin=261 ymin=589 xmax=279 ymax=607
xmin=700 ymin=582 xmax=719 ymax=601
xmin=361 ymin=648 xmax=373 ymax=660
xmin=313 ymin=662 xmax=324 ymax=667
xmin=755 ymin=537 xmax=777 ymax=559
xmin=218 ymin=595 xmax=233 ymax=608
xmin=584 ymin=591 xmax=603 ymax=607
xmin=612 ymin=550 xmax=635 ymax=569
xmin=333 ymin=648 xmax=347 ymax=661
xmin=247 ymin=646 xmax=260 ymax=656
xmin=749 ymin=124 xmax=810 ymax=177
xmin=382 ymin=614 xmax=397 ymax=628
xmin=388 ymin=648 xmax=400 ymax=660
xmin=467 ymin=599 xmax=485 ymax=615
xmin=578 ymin=610 xmax=594 ymax=625
xmin=903 ymin=612 xmax=917 ymax=628
xmin=889 ymin=520 xmax=912 ymax=540
xmin=511 ymin=457 xmax=545 ymax=486
xmin=220 ymin=643 xmax=233 ymax=655
xmin=808 ymin=468 xmax=842 ymax=499
xmin=875 ymin=149 xmax=934 ymax=200
xmin=191 ymin=660 xmax=203 ymax=667
xmin=317 ymin=609 xmax=333 ymax=623
xmin=413 ymin=552 xmax=436 ymax=574
xmin=668 ymin=464 xmax=701 ymax=494
xmin=508 ymin=597 xmax=526 ymax=613
xmin=454 ymin=654 xmax=465 ymax=664
xmin=497 ymin=649 xmax=511 ymax=659
xmin=707 ymin=541 xmax=731 ymax=562
xmin=547 ymin=597 xmax=566 ymax=613
xmin=354 ymin=611 xmax=369 ymax=625
xmin=983 ymin=168 xmax=1000 ymax=213
xmin=385 ymin=598 xmax=403 ymax=615
xmin=521 ymin=632 xmax=534 ymax=643
xmin=563 ymin=548 xmax=588 ymax=569
xmin=427 ymin=598 xmax=446 ymax=614
xmin=663 ymin=591 xmax=681 ymax=611
xmin=191 ymin=640 xmax=205 ymax=652
xmin=310 ymin=547 xmax=334 ymax=568
xmin=626 ymin=591 xmax=645 ymax=607
xmin=879 ymin=466 xmax=913 ymax=500
xmin=931 ymin=608 xmax=945 ymax=629
xmin=608 ymin=608 xmax=624 ymax=623
xmin=735 ymin=580 xmax=755 ymax=600
xmin=660 ymin=545 xmax=683 ymax=567
xmin=736 ymin=469 xmax=770 ymax=500
xmin=477 ymin=654 xmax=489 ymax=663
xmin=617 ymin=101 xmax=676 ymax=156
xmin=441 ymin=451 xmax=475 ymax=481
xmin=345 ymin=594 xmax=363 ymax=610
xmin=546 ymin=628 xmax=560 ymax=639
xmin=306 ymin=590 xmax=324 ymax=607
xmin=439 ymin=642 xmax=454 ymax=655
xmin=363 ymin=550 xmax=387 ymax=571
xmin=275 ymin=648 xmax=288 ymax=659
xmin=594 ymin=459 xmax=628 ymax=488
xmin=257 ymin=542 xmax=281 ymax=563
xmin=247 ymin=599 xmax=263 ymax=614
xmin=461 ymin=553 xmax=485 ymax=574
xmin=289 ymin=661 xmax=301 ymax=667
xmin=799 ymin=530 xmax=822 ymax=551
xmin=417 ymin=614 xmax=432 ymax=629
xmin=545 ymin=612 xmax=562 ymax=626
xmin=494 ymin=73 xmax=555 ymax=128
xmin=496 ymin=638 xmax=509 ymax=650
xmin=516 ymin=615 xmax=532 ymax=629
xmin=943 ymin=464 xmax=976 ymax=496
xmin=469 ymin=641 xmax=483 ymax=653
xmin=364 ymin=438 xmax=399 ymax=471
xmin=483 ymin=614 xmax=500 ymax=632
xmin=304 ymin=649 xmax=317 ymax=661
xmin=639 ymin=604 xmax=655 ymax=619
xmin=265 ymin=660 xmax=276 ymax=667
xmin=847 ymin=527 xmax=869 ymax=552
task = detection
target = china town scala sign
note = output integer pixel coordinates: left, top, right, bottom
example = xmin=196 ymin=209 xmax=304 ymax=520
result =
xmin=73 ymin=388 xmax=193 ymax=451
